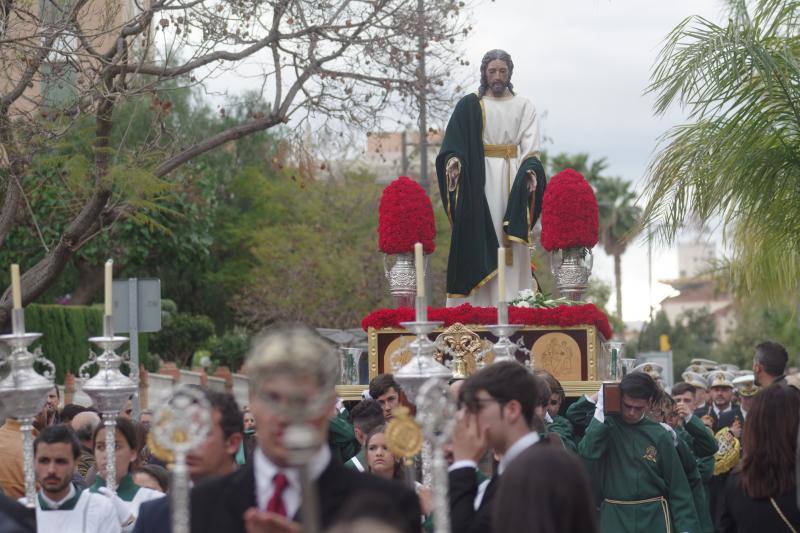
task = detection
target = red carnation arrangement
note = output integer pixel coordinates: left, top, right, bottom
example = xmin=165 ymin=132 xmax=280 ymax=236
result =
xmin=540 ymin=168 xmax=599 ymax=251
xmin=378 ymin=176 xmax=436 ymax=254
xmin=361 ymin=303 xmax=613 ymax=340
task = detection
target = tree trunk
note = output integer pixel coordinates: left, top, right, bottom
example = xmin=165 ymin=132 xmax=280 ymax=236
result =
xmin=614 ymin=253 xmax=623 ymax=321
xmin=69 ymin=259 xmax=105 ymax=305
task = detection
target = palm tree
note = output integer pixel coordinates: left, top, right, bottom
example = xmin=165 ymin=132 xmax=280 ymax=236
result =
xmin=596 ymin=177 xmax=642 ymax=320
xmin=644 ymin=0 xmax=800 ymax=299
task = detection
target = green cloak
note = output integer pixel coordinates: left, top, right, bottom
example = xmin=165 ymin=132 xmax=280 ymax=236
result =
xmin=436 ymin=93 xmax=546 ymax=297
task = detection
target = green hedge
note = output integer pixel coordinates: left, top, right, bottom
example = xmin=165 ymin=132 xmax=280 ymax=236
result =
xmin=24 ymin=304 xmax=155 ymax=384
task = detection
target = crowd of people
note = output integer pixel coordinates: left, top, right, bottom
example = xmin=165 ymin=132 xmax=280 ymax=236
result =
xmin=0 ymin=328 xmax=796 ymax=533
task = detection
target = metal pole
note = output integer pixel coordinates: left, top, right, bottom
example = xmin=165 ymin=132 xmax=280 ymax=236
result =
xmin=401 ymin=130 xmax=409 ymax=176
xmin=128 ymin=278 xmax=140 ymax=421
xmin=417 ymin=0 xmax=429 ymax=194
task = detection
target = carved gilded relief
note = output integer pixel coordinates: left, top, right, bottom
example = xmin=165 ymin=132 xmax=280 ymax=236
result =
xmin=532 ymin=332 xmax=582 ymax=381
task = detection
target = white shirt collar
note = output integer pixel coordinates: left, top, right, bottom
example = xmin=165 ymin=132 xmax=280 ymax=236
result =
xmin=544 ymin=412 xmax=553 ymax=424
xmin=498 ymin=432 xmax=539 ymax=475
xmin=39 ymin=483 xmax=76 ymax=508
xmin=254 ymin=445 xmax=331 ymax=518
xmin=713 ymin=403 xmax=732 ymax=417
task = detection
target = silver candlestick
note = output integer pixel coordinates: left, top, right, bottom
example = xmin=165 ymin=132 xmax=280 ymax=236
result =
xmin=487 ymin=303 xmax=523 ymax=365
xmin=416 ymin=378 xmax=457 ymax=533
xmin=394 ymin=298 xmax=450 ymax=403
xmin=0 ymin=308 xmax=55 ymax=508
xmin=79 ymin=315 xmax=136 ymax=492
xmin=151 ymin=386 xmax=212 ymax=533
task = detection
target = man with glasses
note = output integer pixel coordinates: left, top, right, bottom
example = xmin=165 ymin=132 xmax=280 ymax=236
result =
xmin=448 ymin=361 xmax=541 ymax=533
xmin=578 ymin=372 xmax=700 ymax=533
xmin=190 ymin=326 xmax=420 ymax=533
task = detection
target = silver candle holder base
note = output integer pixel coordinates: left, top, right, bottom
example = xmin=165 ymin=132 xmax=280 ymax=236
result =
xmin=0 ymin=308 xmax=55 ymax=507
xmin=486 ymin=323 xmax=523 ymax=365
xmin=395 ymin=319 xmax=450 ymax=404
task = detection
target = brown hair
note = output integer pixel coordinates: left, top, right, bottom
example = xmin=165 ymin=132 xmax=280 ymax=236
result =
xmin=493 ymin=445 xmax=599 ymax=533
xmin=739 ymin=384 xmax=800 ymax=498
xmin=92 ymin=417 xmax=141 ymax=475
xmin=364 ymin=425 xmax=403 ymax=480
xmin=534 ymin=369 xmax=564 ymax=404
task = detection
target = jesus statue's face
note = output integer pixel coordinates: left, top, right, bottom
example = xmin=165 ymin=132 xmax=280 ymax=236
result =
xmin=485 ymin=59 xmax=510 ymax=97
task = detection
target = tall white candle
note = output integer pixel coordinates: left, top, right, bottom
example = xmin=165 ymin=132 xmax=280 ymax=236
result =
xmin=415 ymin=242 xmax=425 ymax=299
xmin=104 ymin=260 xmax=113 ymax=316
xmin=10 ymin=264 xmax=21 ymax=309
xmin=497 ymin=247 xmax=506 ymax=302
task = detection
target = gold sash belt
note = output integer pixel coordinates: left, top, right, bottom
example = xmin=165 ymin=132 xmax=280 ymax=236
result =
xmin=604 ymin=496 xmax=671 ymax=533
xmin=483 ymin=144 xmax=518 ymax=266
xmin=483 ymin=144 xmax=518 ymax=158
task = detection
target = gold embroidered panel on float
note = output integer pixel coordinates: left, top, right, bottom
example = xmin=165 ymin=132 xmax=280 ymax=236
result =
xmin=335 ymin=323 xmax=609 ymax=401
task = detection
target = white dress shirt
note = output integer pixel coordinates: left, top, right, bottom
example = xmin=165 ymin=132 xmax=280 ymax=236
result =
xmin=254 ymin=445 xmax=331 ymax=519
xmin=713 ymin=404 xmax=732 ymax=418
xmin=497 ymin=432 xmax=539 ymax=475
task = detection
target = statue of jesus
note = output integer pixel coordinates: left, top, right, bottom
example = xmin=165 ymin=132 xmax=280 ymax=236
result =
xmin=436 ymin=49 xmax=547 ymax=307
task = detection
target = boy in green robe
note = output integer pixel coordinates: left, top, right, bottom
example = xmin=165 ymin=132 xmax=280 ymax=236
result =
xmin=578 ymin=373 xmax=701 ymax=533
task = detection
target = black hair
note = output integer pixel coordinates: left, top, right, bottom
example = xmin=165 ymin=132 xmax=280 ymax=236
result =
xmin=59 ymin=404 xmax=87 ymax=423
xmin=755 ymin=341 xmax=789 ymax=377
xmin=205 ymin=390 xmax=244 ymax=439
xmin=479 ymin=49 xmax=515 ymax=96
xmin=671 ymin=382 xmax=696 ymax=397
xmin=369 ymin=374 xmax=401 ymax=400
xmin=135 ymin=463 xmax=170 ymax=492
xmin=620 ymin=372 xmax=659 ymax=402
xmin=34 ymin=424 xmax=81 ymax=460
xmin=462 ymin=361 xmax=538 ymax=428
xmin=349 ymin=399 xmax=385 ymax=435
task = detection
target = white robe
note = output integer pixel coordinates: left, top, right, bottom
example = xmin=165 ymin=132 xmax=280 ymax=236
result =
xmin=447 ymin=94 xmax=541 ymax=307
xmin=26 ymin=489 xmax=121 ymax=533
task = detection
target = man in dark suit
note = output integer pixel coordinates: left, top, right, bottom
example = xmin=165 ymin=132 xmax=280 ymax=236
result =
xmin=133 ymin=390 xmax=244 ymax=533
xmin=448 ymin=361 xmax=541 ymax=533
xmin=693 ymin=370 xmax=742 ymax=433
xmin=190 ymin=326 xmax=420 ymax=533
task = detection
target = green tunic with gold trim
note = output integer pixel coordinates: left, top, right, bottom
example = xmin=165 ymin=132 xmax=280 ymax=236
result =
xmin=579 ymin=414 xmax=701 ymax=533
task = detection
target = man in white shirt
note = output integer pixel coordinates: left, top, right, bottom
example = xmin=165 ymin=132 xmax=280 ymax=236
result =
xmin=449 ymin=361 xmax=541 ymax=533
xmin=27 ymin=424 xmax=120 ymax=533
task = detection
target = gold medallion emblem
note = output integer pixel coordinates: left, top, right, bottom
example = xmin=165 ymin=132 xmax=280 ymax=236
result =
xmin=643 ymin=445 xmax=658 ymax=463
xmin=385 ymin=406 xmax=423 ymax=458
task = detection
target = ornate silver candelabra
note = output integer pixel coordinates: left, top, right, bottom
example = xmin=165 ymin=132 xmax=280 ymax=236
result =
xmin=394 ymin=296 xmax=450 ymax=403
xmin=416 ymin=378 xmax=457 ymax=533
xmin=150 ymin=386 xmax=212 ymax=533
xmin=487 ymin=302 xmax=524 ymax=366
xmin=0 ymin=308 xmax=55 ymax=507
xmin=78 ymin=315 xmax=136 ymax=492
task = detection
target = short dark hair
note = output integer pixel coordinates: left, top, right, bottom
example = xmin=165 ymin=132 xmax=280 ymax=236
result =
xmin=369 ymin=374 xmax=400 ymax=399
xmin=206 ymin=391 xmax=244 ymax=439
xmin=755 ymin=341 xmax=789 ymax=377
xmin=349 ymin=399 xmax=385 ymax=435
xmin=60 ymin=404 xmax=87 ymax=423
xmin=462 ymin=362 xmax=538 ymax=428
xmin=671 ymin=382 xmax=696 ymax=397
xmin=35 ymin=424 xmax=80 ymax=460
xmin=620 ymin=372 xmax=659 ymax=402
xmin=534 ymin=370 xmax=564 ymax=403
xmin=533 ymin=374 xmax=551 ymax=409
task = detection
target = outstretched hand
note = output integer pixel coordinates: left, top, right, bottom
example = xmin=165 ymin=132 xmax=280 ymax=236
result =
xmin=446 ymin=158 xmax=461 ymax=190
xmin=526 ymin=170 xmax=537 ymax=194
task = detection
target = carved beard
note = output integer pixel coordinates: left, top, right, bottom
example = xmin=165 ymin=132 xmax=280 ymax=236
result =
xmin=490 ymin=80 xmax=507 ymax=97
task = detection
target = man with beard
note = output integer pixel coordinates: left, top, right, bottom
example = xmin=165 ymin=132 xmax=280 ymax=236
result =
xmin=28 ymin=424 xmax=119 ymax=532
xmin=437 ymin=49 xmax=546 ymax=305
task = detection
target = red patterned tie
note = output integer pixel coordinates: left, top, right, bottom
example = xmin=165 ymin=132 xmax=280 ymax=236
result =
xmin=266 ymin=473 xmax=289 ymax=517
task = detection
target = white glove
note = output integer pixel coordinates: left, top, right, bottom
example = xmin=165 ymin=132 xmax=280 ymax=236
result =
xmin=660 ymin=422 xmax=678 ymax=447
xmin=98 ymin=487 xmax=135 ymax=526
xmin=593 ymin=384 xmax=605 ymax=423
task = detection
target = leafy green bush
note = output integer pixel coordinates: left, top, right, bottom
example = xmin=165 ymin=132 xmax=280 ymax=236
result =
xmin=149 ymin=312 xmax=215 ymax=367
xmin=208 ymin=327 xmax=251 ymax=372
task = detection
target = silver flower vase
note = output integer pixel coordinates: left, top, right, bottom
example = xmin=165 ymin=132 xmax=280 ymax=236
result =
xmin=550 ymin=247 xmax=593 ymax=302
xmin=384 ymin=252 xmax=425 ymax=308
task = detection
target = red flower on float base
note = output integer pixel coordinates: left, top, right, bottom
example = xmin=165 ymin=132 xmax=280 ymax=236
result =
xmin=361 ymin=303 xmax=613 ymax=340
xmin=378 ymin=176 xmax=436 ymax=254
xmin=540 ymin=168 xmax=599 ymax=251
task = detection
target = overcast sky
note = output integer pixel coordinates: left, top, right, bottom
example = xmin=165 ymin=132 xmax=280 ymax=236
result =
xmin=460 ymin=0 xmax=724 ymax=323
